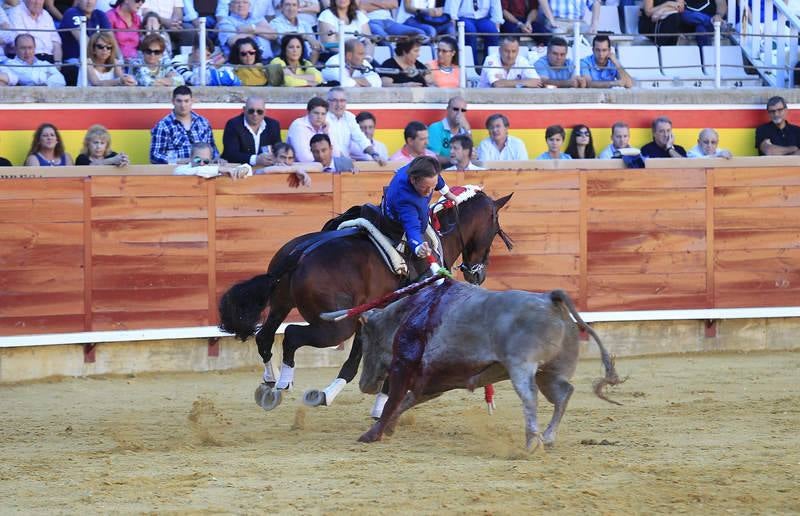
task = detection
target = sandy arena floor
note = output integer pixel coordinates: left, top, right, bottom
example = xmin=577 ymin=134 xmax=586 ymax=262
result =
xmin=1 ymin=351 xmax=798 ymax=514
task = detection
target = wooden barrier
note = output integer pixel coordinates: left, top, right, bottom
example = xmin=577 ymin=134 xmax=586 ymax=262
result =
xmin=1 ymin=158 xmax=799 ymax=337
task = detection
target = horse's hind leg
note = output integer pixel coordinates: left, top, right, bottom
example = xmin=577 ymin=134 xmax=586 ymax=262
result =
xmin=255 ymin=302 xmax=292 ymax=386
xmin=275 ymin=320 xmax=357 ymax=390
xmin=303 ymin=327 xmax=364 ymax=408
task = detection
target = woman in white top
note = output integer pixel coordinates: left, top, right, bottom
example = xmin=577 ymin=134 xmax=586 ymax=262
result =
xmin=83 ymin=31 xmax=136 ymax=86
xmin=317 ymin=0 xmax=372 ymax=56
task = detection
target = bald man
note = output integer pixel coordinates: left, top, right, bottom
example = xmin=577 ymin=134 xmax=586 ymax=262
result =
xmin=687 ymin=128 xmax=732 ymax=159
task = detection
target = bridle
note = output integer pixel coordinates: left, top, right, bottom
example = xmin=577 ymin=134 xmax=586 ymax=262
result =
xmin=451 ymin=198 xmax=493 ymax=282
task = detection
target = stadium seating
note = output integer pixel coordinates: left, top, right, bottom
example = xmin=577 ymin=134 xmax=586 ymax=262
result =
xmin=417 ymin=45 xmax=434 ymax=64
xmin=373 ymin=45 xmax=392 ymax=65
xmin=659 ymin=45 xmax=710 ymax=87
xmin=462 ymin=45 xmax=480 ymax=87
xmin=617 ymin=45 xmax=666 ymax=87
xmin=701 ymin=45 xmax=764 ymax=87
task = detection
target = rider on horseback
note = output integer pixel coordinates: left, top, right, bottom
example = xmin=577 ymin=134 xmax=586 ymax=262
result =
xmin=382 ymin=156 xmax=459 ymax=280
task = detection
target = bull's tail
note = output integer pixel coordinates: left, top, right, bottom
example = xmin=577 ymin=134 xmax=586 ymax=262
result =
xmin=550 ymin=289 xmax=624 ymax=405
xmin=218 ymin=273 xmax=277 ymax=341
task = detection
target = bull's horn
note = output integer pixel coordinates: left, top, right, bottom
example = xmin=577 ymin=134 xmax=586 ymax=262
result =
xmin=320 ymin=308 xmax=350 ymax=322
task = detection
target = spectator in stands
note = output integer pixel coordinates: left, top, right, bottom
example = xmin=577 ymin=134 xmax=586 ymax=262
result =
xmin=500 ymin=0 xmax=548 ymax=45
xmin=317 ymin=0 xmax=372 ymax=56
xmin=141 ymin=0 xmax=186 ymax=48
xmin=326 ymin=87 xmax=385 ymax=164
xmin=361 ymin=0 xmax=427 ymax=39
xmin=287 ymin=96 xmax=334 ymax=163
xmin=687 ymin=128 xmax=733 ymax=158
xmin=43 ymin=0 xmax=70 ymax=23
xmin=446 ymin=134 xmax=484 ymax=170
xmin=322 ymin=38 xmax=382 ymax=87
xmin=221 ymin=96 xmax=282 ymax=166
xmin=597 ymin=121 xmax=632 ymax=159
xmin=390 ymin=121 xmax=437 ymax=163
xmin=270 ymin=0 xmax=321 ymax=62
xmin=215 ymin=0 xmax=274 ymax=28
xmin=538 ymin=0 xmax=599 ymax=36
xmin=641 ymin=116 xmax=687 ymax=158
xmin=9 ymin=0 xmax=61 ymax=63
xmin=107 ymin=0 xmax=143 ymax=62
xmin=477 ymin=113 xmax=529 ymax=161
xmin=478 ymin=35 xmax=540 ymax=88
xmin=0 ymin=61 xmax=18 ymax=85
xmin=0 ymin=153 xmax=11 ymax=166
xmin=0 ymin=8 xmax=12 ymax=58
xmin=534 ymin=36 xmax=586 ymax=88
xmin=134 ymin=33 xmax=185 ymax=86
xmin=60 ymin=0 xmax=111 ymax=85
xmin=217 ymin=0 xmax=277 ymax=59
xmin=9 ymin=33 xmax=66 ymax=86
xmin=182 ymin=0 xmax=218 ymax=37
xmin=565 ymin=124 xmax=595 ymax=159
xmin=379 ymin=36 xmax=433 ymax=86
xmin=311 ymin=133 xmax=355 ymax=172
xmin=427 ymin=96 xmax=471 ymax=164
xmin=350 ymin=111 xmax=389 ymax=161
xmin=680 ymin=0 xmax=726 ymax=47
xmin=272 ymin=143 xmax=294 ymax=165
xmin=756 ymin=96 xmax=800 ymax=156
xmin=83 ymin=31 xmax=136 ymax=85
xmin=254 ymin=142 xmax=313 ymax=186
xmin=229 ymin=36 xmax=267 ymax=85
xmin=581 ymin=34 xmax=632 ymax=89
xmin=427 ymin=36 xmax=459 ymax=88
xmin=75 ymin=124 xmax=130 ymax=166
xmin=150 ymin=85 xmax=218 ymax=164
xmin=536 ymin=124 xmax=571 ymax=160
xmin=269 ymin=33 xmax=323 ymax=86
xmin=448 ymin=0 xmax=502 ymax=64
xmin=24 ymin=123 xmax=73 ymax=166
xmin=173 ymin=34 xmax=236 ymax=85
xmin=174 ymin=141 xmax=253 ymax=178
xmin=395 ymin=0 xmax=455 ymax=40
xmin=142 ymin=11 xmax=173 ymax=57
xmin=639 ymin=0 xmax=683 ymax=46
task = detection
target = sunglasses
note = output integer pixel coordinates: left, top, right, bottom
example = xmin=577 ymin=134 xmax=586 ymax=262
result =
xmin=133 ymin=0 xmax=145 ymax=4
xmin=246 ymin=108 xmax=264 ymax=115
xmin=700 ymin=140 xmax=718 ymax=144
xmin=239 ymin=50 xmax=257 ymax=56
xmin=94 ymin=43 xmax=113 ymax=51
xmin=192 ymin=157 xmax=212 ymax=165
xmin=451 ymin=107 xmax=467 ymax=112
xmin=576 ymin=130 xmax=591 ymax=136
xmin=143 ymin=48 xmax=163 ymax=55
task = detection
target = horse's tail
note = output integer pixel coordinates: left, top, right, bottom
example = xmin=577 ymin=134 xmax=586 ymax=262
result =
xmin=218 ymin=273 xmax=277 ymax=341
xmin=549 ymin=289 xmax=624 ymax=405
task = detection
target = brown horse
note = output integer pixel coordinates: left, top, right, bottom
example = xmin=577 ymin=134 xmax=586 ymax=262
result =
xmin=219 ymin=190 xmax=513 ymax=410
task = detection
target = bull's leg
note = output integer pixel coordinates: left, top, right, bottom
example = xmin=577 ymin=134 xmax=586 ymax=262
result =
xmin=358 ymin=360 xmax=416 ymax=443
xmin=507 ymin=362 xmax=543 ymax=450
xmin=536 ymin=371 xmax=575 ymax=447
xmin=275 ymin=320 xmax=357 ymax=391
xmin=383 ymin=391 xmax=444 ymax=436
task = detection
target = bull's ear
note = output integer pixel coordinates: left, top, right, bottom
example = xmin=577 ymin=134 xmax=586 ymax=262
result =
xmin=494 ymin=193 xmax=513 ymax=211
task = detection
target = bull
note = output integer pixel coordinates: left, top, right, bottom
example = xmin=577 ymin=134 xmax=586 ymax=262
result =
xmin=356 ymin=279 xmax=622 ymax=449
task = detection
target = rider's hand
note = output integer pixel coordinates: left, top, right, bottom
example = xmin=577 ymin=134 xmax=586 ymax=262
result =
xmin=414 ymin=242 xmax=431 ymax=258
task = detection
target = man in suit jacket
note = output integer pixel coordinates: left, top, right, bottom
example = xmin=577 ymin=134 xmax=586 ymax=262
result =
xmin=310 ymin=134 xmax=355 ymax=173
xmin=221 ymin=96 xmax=282 ymax=165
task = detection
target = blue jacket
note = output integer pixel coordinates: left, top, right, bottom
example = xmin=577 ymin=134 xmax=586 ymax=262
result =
xmin=382 ymin=165 xmax=446 ymax=250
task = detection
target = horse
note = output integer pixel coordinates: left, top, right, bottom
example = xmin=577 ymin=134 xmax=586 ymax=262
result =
xmin=218 ymin=189 xmax=514 ymax=411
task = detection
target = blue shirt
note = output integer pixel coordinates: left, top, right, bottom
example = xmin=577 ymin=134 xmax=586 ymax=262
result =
xmin=382 ymin=165 xmax=446 ymax=250
xmin=534 ymin=56 xmax=576 ymax=80
xmin=150 ymin=111 xmax=218 ymax=164
xmin=536 ymin=151 xmax=572 ymax=160
xmin=580 ymin=54 xmax=620 ymax=82
xmin=59 ymin=8 xmax=111 ymax=61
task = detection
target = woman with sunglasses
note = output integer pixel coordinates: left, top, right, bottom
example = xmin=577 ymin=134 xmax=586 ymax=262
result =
xmin=76 ymin=125 xmax=130 ymax=166
xmin=107 ymin=0 xmax=144 ymax=62
xmin=269 ymin=34 xmax=322 ymax=87
xmin=83 ymin=31 xmax=136 ymax=86
xmin=565 ymin=124 xmax=596 ymax=159
xmin=141 ymin=11 xmax=173 ymax=58
xmin=428 ymin=36 xmax=459 ymax=88
xmin=24 ymin=123 xmax=74 ymax=167
xmin=229 ymin=37 xmax=268 ymax=86
xmin=134 ymin=33 xmax=184 ymax=86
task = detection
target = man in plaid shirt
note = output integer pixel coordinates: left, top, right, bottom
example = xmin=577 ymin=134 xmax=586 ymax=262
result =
xmin=150 ymin=85 xmax=219 ymax=164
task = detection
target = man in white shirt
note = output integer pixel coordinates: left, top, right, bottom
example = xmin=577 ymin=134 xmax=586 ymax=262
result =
xmin=349 ymin=111 xmax=389 ymax=161
xmin=326 ymin=87 xmax=386 ymax=164
xmin=478 ymin=35 xmax=541 ymax=88
xmin=8 ymin=33 xmax=65 ymax=87
xmin=8 ymin=0 xmax=62 ymax=63
xmin=0 ymin=62 xmax=19 ymax=85
xmin=477 ymin=113 xmax=529 ymax=161
xmin=322 ymin=39 xmax=382 ymax=88
xmin=446 ymin=134 xmax=485 ymax=171
xmin=597 ymin=121 xmax=633 ymax=159
xmin=687 ymin=128 xmax=733 ymax=159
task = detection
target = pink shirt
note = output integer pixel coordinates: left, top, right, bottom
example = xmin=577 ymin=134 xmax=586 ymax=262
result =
xmin=107 ymin=7 xmax=142 ymax=60
xmin=8 ymin=4 xmax=60 ymax=55
xmin=389 ymin=146 xmax=437 ymax=165
xmin=286 ymin=115 xmax=341 ymax=163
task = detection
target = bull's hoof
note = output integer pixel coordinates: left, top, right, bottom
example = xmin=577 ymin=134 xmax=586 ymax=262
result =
xmin=302 ymin=389 xmax=327 ymax=407
xmin=526 ymin=432 xmax=544 ymax=452
xmin=254 ymin=383 xmax=282 ymax=411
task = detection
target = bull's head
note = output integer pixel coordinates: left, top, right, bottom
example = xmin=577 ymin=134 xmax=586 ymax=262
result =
xmin=357 ymin=309 xmax=395 ymax=395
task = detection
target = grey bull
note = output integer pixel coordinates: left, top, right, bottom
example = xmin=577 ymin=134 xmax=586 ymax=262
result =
xmin=357 ymin=279 xmax=623 ymax=448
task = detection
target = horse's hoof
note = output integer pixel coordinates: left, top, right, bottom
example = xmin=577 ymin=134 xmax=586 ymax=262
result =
xmin=254 ymin=383 xmax=282 ymax=411
xmin=358 ymin=431 xmax=381 ymax=443
xmin=302 ymin=389 xmax=327 ymax=407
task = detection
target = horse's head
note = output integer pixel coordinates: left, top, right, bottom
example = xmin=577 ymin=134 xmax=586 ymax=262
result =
xmin=438 ymin=191 xmax=514 ymax=285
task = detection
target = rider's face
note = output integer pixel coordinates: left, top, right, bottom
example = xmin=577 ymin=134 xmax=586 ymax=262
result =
xmin=411 ymin=175 xmax=438 ymax=197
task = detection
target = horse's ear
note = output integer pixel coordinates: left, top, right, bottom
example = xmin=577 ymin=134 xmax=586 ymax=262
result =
xmin=494 ymin=193 xmax=513 ymax=211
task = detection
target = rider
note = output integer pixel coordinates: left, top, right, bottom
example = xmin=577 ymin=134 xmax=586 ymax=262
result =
xmin=382 ymin=155 xmax=459 ymax=279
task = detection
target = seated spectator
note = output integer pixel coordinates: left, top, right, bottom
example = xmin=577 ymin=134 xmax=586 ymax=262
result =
xmin=580 ymin=34 xmax=632 ymax=89
xmin=322 ymin=38 xmax=381 ymax=87
xmin=428 ymin=35 xmax=460 ymax=88
xmin=140 ymin=0 xmax=186 ymax=48
xmin=172 ymin=35 xmax=238 ymax=85
xmin=479 ymin=35 xmax=540 ymax=88
xmin=390 ymin=121 xmax=437 ymax=163
xmin=448 ymin=0 xmax=502 ymax=64
xmin=756 ymin=96 xmax=800 ymax=156
xmin=254 ymin=142 xmax=313 ymax=187
xmin=229 ymin=36 xmax=267 ymax=85
xmin=150 ymin=85 xmax=218 ymax=164
xmin=641 ymin=116 xmax=687 ymax=158
xmin=326 ymin=87 xmax=384 ymax=164
xmin=639 ymin=0 xmax=683 ymax=46
xmin=446 ymin=134 xmax=484 ymax=171
xmin=379 ymin=36 xmax=433 ymax=87
xmin=680 ymin=0 xmax=726 ymax=46
xmin=538 ymin=0 xmax=599 ymax=36
xmin=174 ymin=142 xmax=252 ymax=178
xmin=360 ymin=0 xmax=427 ymax=40
xmin=287 ymin=96 xmax=335 ymax=163
xmin=311 ymin=133 xmax=355 ymax=172
xmin=597 ymin=121 xmax=633 ymax=159
xmin=270 ymin=0 xmax=321 ymax=62
xmin=395 ymin=0 xmax=455 ymax=40
xmin=217 ymin=0 xmax=277 ymax=59
xmin=427 ymin=95 xmax=471 ymax=162
xmin=565 ymin=124 xmax=595 ymax=159
xmin=536 ymin=124 xmax=571 ymax=160
xmin=43 ymin=0 xmax=71 ymax=23
xmin=75 ymin=124 xmax=129 ymax=166
xmin=500 ymin=0 xmax=548 ymax=46
xmin=0 ymin=8 xmax=12 ymax=57
xmin=317 ymin=0 xmax=372 ymax=56
xmin=182 ymin=0 xmax=218 ymax=39
xmin=106 ymin=0 xmax=143 ymax=62
xmin=477 ymin=113 xmax=529 ymax=161
xmin=534 ymin=36 xmax=586 ymax=88
xmin=269 ymin=33 xmax=323 ymax=86
xmin=9 ymin=34 xmax=66 ymax=87
xmin=8 ymin=0 xmax=61 ymax=63
xmin=350 ymin=111 xmax=389 ymax=161
xmin=0 ymin=61 xmax=19 ymax=86
xmin=221 ymin=96 xmax=282 ymax=166
xmin=142 ymin=11 xmax=173 ymax=58
xmin=134 ymin=33 xmax=185 ymax=86
xmin=82 ymin=31 xmax=137 ymax=85
xmin=24 ymin=123 xmax=74 ymax=166
xmin=687 ymin=128 xmax=733 ymax=158
xmin=59 ymin=0 xmax=111 ymax=85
